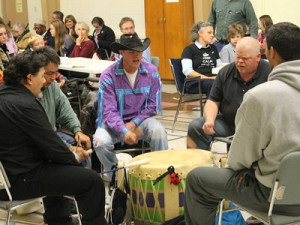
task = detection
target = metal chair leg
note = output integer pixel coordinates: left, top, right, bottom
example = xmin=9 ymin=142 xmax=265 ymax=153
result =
xmin=218 ymin=199 xmax=225 ymax=225
xmin=64 ymin=196 xmax=82 ymax=225
xmin=73 ymin=197 xmax=82 ymax=225
xmin=200 ymin=96 xmax=204 ymax=117
xmin=172 ymin=96 xmax=183 ymax=133
xmin=6 ymin=201 xmax=12 ymax=225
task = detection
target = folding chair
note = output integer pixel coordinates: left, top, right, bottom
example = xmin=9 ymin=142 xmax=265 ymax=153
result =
xmin=210 ymin=136 xmax=233 ymax=153
xmin=0 ymin=162 xmax=44 ymax=225
xmin=151 ymin=56 xmax=160 ymax=70
xmin=218 ymin=151 xmax=300 ymax=225
xmin=169 ymin=58 xmax=207 ymax=132
xmin=0 ymin=161 xmax=82 ymax=225
xmin=63 ymin=77 xmax=99 ymax=119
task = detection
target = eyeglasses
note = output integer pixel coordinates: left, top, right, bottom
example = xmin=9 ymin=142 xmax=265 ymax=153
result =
xmin=44 ymin=71 xmax=56 ymax=76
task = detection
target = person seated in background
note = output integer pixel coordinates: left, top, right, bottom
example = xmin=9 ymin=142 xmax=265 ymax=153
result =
xmin=12 ymin=21 xmax=33 ymax=51
xmin=0 ymin=24 xmax=9 ymax=74
xmin=91 ymin=16 xmax=115 ymax=60
xmin=43 ymin=11 xmax=64 ymax=49
xmin=33 ymin=18 xmax=47 ymax=37
xmin=0 ymin=50 xmax=107 ymax=225
xmin=219 ymin=24 xmax=244 ymax=63
xmin=93 ymin=33 xmax=168 ymax=180
xmin=187 ymin=37 xmax=270 ymax=150
xmin=50 ymin=20 xmax=75 ymax=57
xmin=28 ymin=34 xmax=45 ymax=50
xmin=258 ymin=15 xmax=273 ymax=59
xmin=65 ymin=15 xmax=78 ymax=40
xmin=0 ymin=17 xmax=17 ymax=57
xmin=184 ymin=22 xmax=300 ymax=225
xmin=70 ymin=21 xmax=95 ymax=58
xmin=52 ymin=10 xmax=64 ymax=22
xmin=181 ymin=21 xmax=221 ymax=98
xmin=115 ymin=17 xmax=151 ymax=63
xmin=29 ymin=35 xmax=67 ymax=88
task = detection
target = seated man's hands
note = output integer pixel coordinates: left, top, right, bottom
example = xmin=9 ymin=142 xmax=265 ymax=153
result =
xmin=69 ymin=146 xmax=89 ymax=162
xmin=202 ymin=120 xmax=215 ymax=135
xmin=75 ymin=131 xmax=91 ymax=150
xmin=125 ymin=121 xmax=137 ymax=131
xmin=124 ymin=131 xmax=138 ymax=145
xmin=57 ymin=79 xmax=65 ymax=88
xmin=125 ymin=121 xmax=144 ymax=136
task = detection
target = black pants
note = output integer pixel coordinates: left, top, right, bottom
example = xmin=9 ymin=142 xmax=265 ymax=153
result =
xmin=185 ymin=79 xmax=215 ymax=98
xmin=0 ymin=163 xmax=107 ymax=225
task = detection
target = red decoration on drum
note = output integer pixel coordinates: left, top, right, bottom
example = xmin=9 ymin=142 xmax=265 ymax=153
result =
xmin=170 ymin=172 xmax=181 ymax=186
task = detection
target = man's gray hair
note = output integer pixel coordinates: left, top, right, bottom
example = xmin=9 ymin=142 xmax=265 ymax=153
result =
xmin=13 ymin=21 xmax=26 ymax=30
xmin=190 ymin=21 xmax=212 ymax=42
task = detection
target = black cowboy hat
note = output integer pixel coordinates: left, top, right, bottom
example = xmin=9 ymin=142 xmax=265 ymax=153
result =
xmin=111 ymin=33 xmax=151 ymax=53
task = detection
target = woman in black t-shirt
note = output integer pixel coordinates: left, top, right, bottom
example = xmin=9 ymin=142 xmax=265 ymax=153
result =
xmin=181 ymin=21 xmax=221 ymax=97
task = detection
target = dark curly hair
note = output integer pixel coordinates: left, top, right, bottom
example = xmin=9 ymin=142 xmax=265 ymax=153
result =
xmin=4 ymin=50 xmax=48 ymax=85
xmin=35 ymin=46 xmax=60 ymax=65
xmin=266 ymin=22 xmax=300 ymax=61
xmin=91 ymin=17 xmax=104 ymax=26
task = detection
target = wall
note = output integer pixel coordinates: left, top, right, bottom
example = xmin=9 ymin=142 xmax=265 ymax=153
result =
xmin=193 ymin=0 xmax=300 ymax=27
xmin=193 ymin=0 xmax=213 ymax=22
xmin=60 ymin=0 xmax=145 ymax=38
xmin=27 ymin=0 xmax=42 ymax=30
xmin=250 ymin=0 xmax=299 ymax=26
xmin=22 ymin=0 xmax=300 ymax=37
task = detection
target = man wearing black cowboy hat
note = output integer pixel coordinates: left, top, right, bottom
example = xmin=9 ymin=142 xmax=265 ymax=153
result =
xmin=93 ymin=33 xmax=168 ymax=178
xmin=115 ymin=17 xmax=152 ymax=63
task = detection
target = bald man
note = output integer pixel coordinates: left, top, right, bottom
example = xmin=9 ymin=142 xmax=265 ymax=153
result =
xmin=187 ymin=37 xmax=271 ymax=150
xmin=185 ymin=23 xmax=300 ymax=225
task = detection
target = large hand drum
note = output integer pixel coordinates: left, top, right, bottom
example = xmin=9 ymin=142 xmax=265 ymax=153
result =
xmin=128 ymin=149 xmax=216 ymax=225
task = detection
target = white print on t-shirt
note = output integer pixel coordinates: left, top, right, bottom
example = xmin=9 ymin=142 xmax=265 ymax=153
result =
xmin=199 ymin=52 xmax=214 ymax=67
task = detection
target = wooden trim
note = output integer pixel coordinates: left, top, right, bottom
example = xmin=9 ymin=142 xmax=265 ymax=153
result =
xmin=193 ymin=0 xmax=213 ymax=22
xmin=41 ymin=0 xmax=60 ymax=28
xmin=41 ymin=0 xmax=49 ymax=27
xmin=1 ymin=0 xmax=7 ymax=24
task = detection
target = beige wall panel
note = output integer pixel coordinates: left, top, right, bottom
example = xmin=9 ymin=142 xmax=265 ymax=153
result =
xmin=5 ymin=0 xmax=29 ymax=27
xmin=60 ymin=0 xmax=145 ymax=39
xmin=251 ymin=0 xmax=299 ymax=26
xmin=193 ymin=0 xmax=213 ymax=22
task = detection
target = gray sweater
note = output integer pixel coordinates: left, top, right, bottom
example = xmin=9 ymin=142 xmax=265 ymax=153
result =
xmin=227 ymin=60 xmax=300 ymax=188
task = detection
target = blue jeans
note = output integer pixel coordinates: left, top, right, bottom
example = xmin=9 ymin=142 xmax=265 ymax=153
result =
xmin=56 ymin=131 xmax=76 ymax=145
xmin=56 ymin=131 xmax=91 ymax=168
xmin=187 ymin=115 xmax=235 ymax=150
xmin=93 ymin=118 xmax=168 ymax=180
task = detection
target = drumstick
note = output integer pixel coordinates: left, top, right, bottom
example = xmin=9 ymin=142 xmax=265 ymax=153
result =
xmin=99 ymin=158 xmax=150 ymax=175
xmin=126 ymin=158 xmax=150 ymax=168
xmin=86 ymin=149 xmax=93 ymax=155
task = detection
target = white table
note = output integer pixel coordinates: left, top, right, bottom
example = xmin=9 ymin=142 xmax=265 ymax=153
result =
xmin=59 ymin=57 xmax=115 ymax=74
xmin=212 ymin=63 xmax=229 ymax=75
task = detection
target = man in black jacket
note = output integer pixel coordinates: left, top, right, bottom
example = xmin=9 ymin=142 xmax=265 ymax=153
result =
xmin=91 ymin=16 xmax=115 ymax=59
xmin=0 ymin=50 xmax=107 ymax=225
